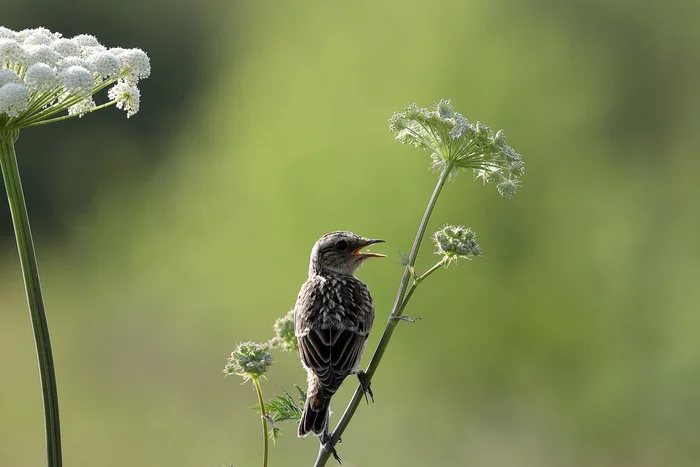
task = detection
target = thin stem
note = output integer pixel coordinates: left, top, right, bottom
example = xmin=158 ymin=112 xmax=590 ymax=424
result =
xmin=0 ymin=130 xmax=62 ymax=467
xmin=314 ymin=164 xmax=454 ymax=466
xmin=252 ymin=377 xmax=269 ymax=467
xmin=24 ymin=100 xmax=119 ymax=128
xmin=395 ymin=260 xmax=446 ymax=316
xmin=391 ymin=163 xmax=453 ymax=316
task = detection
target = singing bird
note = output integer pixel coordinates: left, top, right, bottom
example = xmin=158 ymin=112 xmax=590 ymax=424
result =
xmin=295 ymin=231 xmax=385 ymax=440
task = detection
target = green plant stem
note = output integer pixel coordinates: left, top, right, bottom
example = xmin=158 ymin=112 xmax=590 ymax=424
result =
xmin=252 ymin=377 xmax=269 ymax=467
xmin=314 ymin=164 xmax=454 ymax=467
xmin=395 ymin=260 xmax=445 ymax=316
xmin=24 ymin=100 xmax=118 ymax=128
xmin=0 ymin=130 xmax=62 ymax=467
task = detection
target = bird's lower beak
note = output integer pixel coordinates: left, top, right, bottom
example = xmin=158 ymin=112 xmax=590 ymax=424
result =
xmin=353 ymin=239 xmax=386 ymax=258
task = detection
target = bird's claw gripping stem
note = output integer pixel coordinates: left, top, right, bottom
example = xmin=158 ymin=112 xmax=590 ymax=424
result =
xmin=351 ymin=369 xmax=374 ymax=404
xmin=321 ymin=432 xmax=342 ymax=464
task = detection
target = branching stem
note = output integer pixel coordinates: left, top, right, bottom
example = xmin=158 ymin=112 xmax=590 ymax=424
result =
xmin=313 ymin=163 xmax=454 ymax=466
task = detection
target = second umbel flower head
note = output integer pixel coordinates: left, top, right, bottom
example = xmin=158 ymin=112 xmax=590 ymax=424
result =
xmin=388 ymin=99 xmax=524 ymax=198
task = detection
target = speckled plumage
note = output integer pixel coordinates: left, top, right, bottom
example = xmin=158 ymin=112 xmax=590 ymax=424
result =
xmin=294 ymin=231 xmax=382 ymax=438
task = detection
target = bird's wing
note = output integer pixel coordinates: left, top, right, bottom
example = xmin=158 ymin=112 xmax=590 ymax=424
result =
xmin=298 ymin=327 xmax=366 ymax=396
xmin=294 ymin=277 xmax=372 ymax=396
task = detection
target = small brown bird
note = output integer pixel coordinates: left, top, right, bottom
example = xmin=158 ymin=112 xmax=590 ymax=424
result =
xmin=295 ymin=231 xmax=384 ymax=440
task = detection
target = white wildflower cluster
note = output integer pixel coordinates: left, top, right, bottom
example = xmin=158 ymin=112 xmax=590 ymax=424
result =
xmin=0 ymin=26 xmax=150 ymax=125
xmin=389 ymin=99 xmax=525 ymax=198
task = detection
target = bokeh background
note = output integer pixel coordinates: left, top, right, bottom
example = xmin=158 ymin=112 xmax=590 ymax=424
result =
xmin=2 ymin=1 xmax=699 ymax=466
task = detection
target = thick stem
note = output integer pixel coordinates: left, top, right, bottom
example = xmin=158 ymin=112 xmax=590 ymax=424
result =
xmin=252 ymin=377 xmax=269 ymax=467
xmin=313 ymin=164 xmax=453 ymax=466
xmin=0 ymin=130 xmax=62 ymax=467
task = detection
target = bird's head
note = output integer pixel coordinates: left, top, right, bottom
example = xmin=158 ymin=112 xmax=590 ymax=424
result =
xmin=309 ymin=231 xmax=385 ymax=276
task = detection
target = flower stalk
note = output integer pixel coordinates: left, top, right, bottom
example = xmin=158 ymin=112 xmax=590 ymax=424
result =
xmin=252 ymin=377 xmax=269 ymax=467
xmin=0 ymin=130 xmax=62 ymax=467
xmin=224 ymin=341 xmax=274 ymax=465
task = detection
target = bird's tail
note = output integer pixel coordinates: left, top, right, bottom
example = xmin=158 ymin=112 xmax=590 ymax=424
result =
xmin=298 ymin=395 xmax=330 ymax=437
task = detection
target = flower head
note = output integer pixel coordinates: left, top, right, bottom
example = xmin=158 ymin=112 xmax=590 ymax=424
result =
xmin=24 ymin=63 xmax=58 ymax=92
xmin=389 ymin=99 xmax=524 ymax=197
xmin=59 ymin=66 xmax=94 ymax=97
xmin=107 ymin=81 xmax=140 ymax=118
xmin=0 ymin=26 xmax=150 ymax=127
xmin=269 ymin=310 xmax=298 ymax=352
xmin=51 ymin=38 xmax=80 ymax=57
xmin=433 ymin=225 xmax=482 ymax=264
xmin=0 ymin=68 xmax=22 ymax=87
xmin=224 ymin=342 xmax=273 ymax=382
xmin=115 ymin=48 xmax=151 ymax=83
xmin=0 ymin=83 xmax=29 ymax=118
xmin=0 ymin=39 xmax=25 ymax=66
xmin=87 ymin=51 xmax=119 ymax=79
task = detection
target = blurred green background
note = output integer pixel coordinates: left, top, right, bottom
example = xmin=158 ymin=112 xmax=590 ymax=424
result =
xmin=2 ymin=1 xmax=699 ymax=466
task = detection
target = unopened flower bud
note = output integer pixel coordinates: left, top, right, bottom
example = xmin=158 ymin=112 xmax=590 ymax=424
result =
xmin=224 ymin=342 xmax=273 ymax=381
xmin=269 ymin=309 xmax=298 ymax=352
xmin=433 ymin=225 xmax=482 ymax=264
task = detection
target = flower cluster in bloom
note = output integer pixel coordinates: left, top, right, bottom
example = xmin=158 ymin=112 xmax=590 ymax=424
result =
xmin=0 ymin=26 xmax=150 ymax=125
xmin=269 ymin=309 xmax=298 ymax=352
xmin=224 ymin=342 xmax=273 ymax=382
xmin=389 ymin=99 xmax=524 ymax=198
xmin=433 ymin=225 xmax=482 ymax=264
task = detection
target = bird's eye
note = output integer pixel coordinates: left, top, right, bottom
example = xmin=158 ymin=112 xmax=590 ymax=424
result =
xmin=335 ymin=240 xmax=349 ymax=251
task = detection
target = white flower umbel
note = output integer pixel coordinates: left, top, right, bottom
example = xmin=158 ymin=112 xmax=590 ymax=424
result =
xmin=107 ymin=81 xmax=140 ymax=118
xmin=0 ymin=26 xmax=150 ymax=129
xmin=0 ymin=25 xmax=151 ymax=467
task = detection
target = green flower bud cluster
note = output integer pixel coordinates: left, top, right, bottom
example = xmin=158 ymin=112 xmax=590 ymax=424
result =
xmin=269 ymin=309 xmax=298 ymax=352
xmin=433 ymin=225 xmax=482 ymax=264
xmin=224 ymin=341 xmax=273 ymax=382
xmin=389 ymin=99 xmax=524 ymax=198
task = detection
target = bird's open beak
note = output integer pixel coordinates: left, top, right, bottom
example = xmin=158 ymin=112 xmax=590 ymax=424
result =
xmin=353 ymin=239 xmax=386 ymax=258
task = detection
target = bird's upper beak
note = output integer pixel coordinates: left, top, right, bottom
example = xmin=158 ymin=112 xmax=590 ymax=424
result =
xmin=352 ymin=239 xmax=386 ymax=258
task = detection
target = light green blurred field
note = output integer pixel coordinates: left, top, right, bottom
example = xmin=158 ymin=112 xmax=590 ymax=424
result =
xmin=2 ymin=1 xmax=700 ymax=466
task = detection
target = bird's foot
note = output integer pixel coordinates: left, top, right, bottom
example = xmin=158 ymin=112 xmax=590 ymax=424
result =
xmin=390 ymin=314 xmax=421 ymax=323
xmin=320 ymin=432 xmax=342 ymax=464
xmin=350 ymin=369 xmax=374 ymax=404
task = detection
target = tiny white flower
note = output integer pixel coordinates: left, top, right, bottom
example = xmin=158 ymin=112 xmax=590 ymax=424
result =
xmin=68 ymin=96 xmax=96 ymax=117
xmin=25 ymin=63 xmax=58 ymax=92
xmin=0 ymin=83 xmax=30 ymax=117
xmin=25 ymin=44 xmax=61 ymax=67
xmin=0 ymin=68 xmax=22 ymax=87
xmin=0 ymin=38 xmax=25 ymax=65
xmin=108 ymin=81 xmax=140 ymax=117
xmin=51 ymin=38 xmax=80 ymax=58
xmin=116 ymin=48 xmax=151 ymax=83
xmin=0 ymin=27 xmax=17 ymax=40
xmin=86 ymin=51 xmax=119 ymax=80
xmin=59 ymin=66 xmax=94 ymax=97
